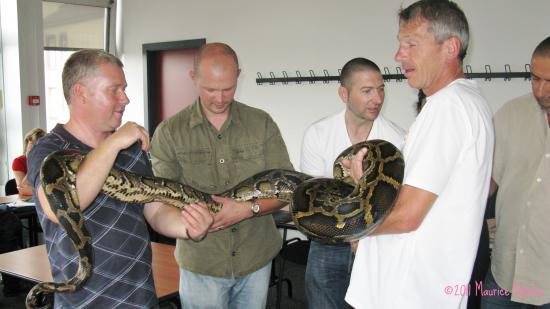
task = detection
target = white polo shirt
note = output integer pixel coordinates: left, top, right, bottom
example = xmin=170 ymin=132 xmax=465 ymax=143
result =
xmin=300 ymin=108 xmax=406 ymax=177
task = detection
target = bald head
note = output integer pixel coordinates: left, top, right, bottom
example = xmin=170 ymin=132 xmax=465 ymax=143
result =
xmin=531 ymin=36 xmax=550 ymax=114
xmin=533 ymin=35 xmax=550 ymax=59
xmin=194 ymin=43 xmax=239 ymax=77
xmin=191 ymin=43 xmax=241 ymax=118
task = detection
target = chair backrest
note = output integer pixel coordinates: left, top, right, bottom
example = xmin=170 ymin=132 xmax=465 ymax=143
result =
xmin=4 ymin=178 xmax=19 ymax=195
xmin=280 ymin=238 xmax=310 ymax=265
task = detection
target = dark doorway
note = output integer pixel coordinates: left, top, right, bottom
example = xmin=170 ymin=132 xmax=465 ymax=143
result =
xmin=143 ymin=39 xmax=205 ymax=245
xmin=143 ymin=39 xmax=205 ymax=135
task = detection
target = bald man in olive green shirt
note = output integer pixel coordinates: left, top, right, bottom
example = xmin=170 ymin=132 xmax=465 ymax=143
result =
xmin=150 ymin=42 xmax=293 ymax=309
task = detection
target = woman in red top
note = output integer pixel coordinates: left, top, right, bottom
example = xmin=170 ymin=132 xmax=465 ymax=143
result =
xmin=11 ymin=128 xmax=46 ymax=198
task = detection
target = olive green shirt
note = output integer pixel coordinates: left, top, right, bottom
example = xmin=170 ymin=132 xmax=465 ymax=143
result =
xmin=150 ymin=99 xmax=293 ymax=278
xmin=492 ymin=93 xmax=550 ymax=305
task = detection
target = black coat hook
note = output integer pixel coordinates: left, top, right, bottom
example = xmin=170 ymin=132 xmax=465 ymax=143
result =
xmin=395 ymin=67 xmax=403 ymax=82
xmin=465 ymin=65 xmax=473 ymax=79
xmin=383 ymin=67 xmax=391 ymax=82
xmin=484 ymin=65 xmax=492 ymax=81
xmin=504 ymin=64 xmax=511 ymax=81
xmin=281 ymin=71 xmax=289 ymax=85
xmin=308 ymin=70 xmax=316 ymax=84
xmin=295 ymin=71 xmax=302 ymax=84
xmin=323 ymin=69 xmax=330 ymax=84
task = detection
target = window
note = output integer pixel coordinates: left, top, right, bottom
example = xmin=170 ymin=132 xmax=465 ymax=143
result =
xmin=42 ymin=0 xmax=111 ymax=130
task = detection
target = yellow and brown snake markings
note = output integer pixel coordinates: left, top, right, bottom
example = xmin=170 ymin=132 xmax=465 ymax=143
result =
xmin=26 ymin=139 xmax=403 ymax=309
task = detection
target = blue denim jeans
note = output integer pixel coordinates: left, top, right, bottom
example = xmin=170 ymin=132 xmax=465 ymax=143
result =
xmin=305 ymin=240 xmax=353 ymax=309
xmin=480 ymin=270 xmax=550 ymax=309
xmin=179 ymin=263 xmax=271 ymax=309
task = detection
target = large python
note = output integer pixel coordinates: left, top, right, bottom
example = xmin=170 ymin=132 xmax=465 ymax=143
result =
xmin=26 ymin=139 xmax=403 ymax=309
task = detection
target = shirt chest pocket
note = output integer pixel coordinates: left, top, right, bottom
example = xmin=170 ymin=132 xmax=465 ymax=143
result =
xmin=231 ymin=143 xmax=265 ymax=175
xmin=176 ymin=148 xmax=215 ymax=191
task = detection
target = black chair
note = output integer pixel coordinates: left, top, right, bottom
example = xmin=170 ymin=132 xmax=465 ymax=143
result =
xmin=271 ymin=209 xmax=311 ymax=309
xmin=3 ymin=179 xmax=25 ymax=248
xmin=274 ymin=237 xmax=310 ymax=309
xmin=3 ymin=178 xmax=44 ymax=247
xmin=272 ymin=210 xmax=294 ymax=241
xmin=5 ymin=178 xmax=18 ymax=195
xmin=270 ymin=210 xmax=294 ymax=301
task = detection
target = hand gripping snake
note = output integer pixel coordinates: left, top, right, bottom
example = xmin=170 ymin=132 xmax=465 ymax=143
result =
xmin=26 ymin=139 xmax=404 ymax=309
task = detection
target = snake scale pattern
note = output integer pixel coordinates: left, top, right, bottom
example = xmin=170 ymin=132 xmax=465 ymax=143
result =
xmin=26 ymin=139 xmax=403 ymax=309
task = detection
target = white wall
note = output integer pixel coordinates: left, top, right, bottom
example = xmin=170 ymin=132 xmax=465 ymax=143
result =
xmin=119 ymin=0 xmax=548 ymax=169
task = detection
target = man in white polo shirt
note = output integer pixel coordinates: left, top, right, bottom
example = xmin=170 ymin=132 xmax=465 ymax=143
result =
xmin=301 ymin=57 xmax=405 ymax=309
xmin=345 ymin=1 xmax=494 ymax=308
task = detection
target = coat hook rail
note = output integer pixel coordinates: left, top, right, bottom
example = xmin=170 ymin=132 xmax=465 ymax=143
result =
xmin=256 ymin=64 xmax=531 ymax=85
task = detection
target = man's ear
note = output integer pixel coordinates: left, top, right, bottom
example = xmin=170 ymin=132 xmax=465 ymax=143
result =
xmin=72 ymin=82 xmax=86 ymax=103
xmin=338 ymin=85 xmax=349 ymax=104
xmin=189 ymin=70 xmax=196 ymax=82
xmin=445 ymin=36 xmax=461 ymax=60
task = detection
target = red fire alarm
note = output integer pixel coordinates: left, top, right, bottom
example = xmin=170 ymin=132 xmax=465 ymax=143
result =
xmin=28 ymin=95 xmax=40 ymax=106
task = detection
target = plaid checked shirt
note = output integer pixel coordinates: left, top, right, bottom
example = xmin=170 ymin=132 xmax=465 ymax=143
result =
xmin=28 ymin=124 xmax=157 ymax=309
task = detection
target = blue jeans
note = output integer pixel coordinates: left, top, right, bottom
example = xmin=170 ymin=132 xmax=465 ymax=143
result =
xmin=179 ymin=262 xmax=271 ymax=309
xmin=305 ymin=240 xmax=353 ymax=309
xmin=481 ymin=270 xmax=550 ymax=309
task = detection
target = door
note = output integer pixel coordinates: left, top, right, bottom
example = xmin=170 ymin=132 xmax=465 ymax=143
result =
xmin=144 ymin=39 xmax=205 ymax=134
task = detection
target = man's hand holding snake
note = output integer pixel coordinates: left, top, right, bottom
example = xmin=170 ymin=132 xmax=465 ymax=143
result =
xmin=181 ymin=202 xmax=213 ymax=241
xmin=341 ymin=147 xmax=368 ymax=184
xmin=208 ymin=195 xmax=253 ymax=232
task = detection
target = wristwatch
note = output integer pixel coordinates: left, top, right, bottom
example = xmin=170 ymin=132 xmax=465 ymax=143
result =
xmin=250 ymin=201 xmax=261 ymax=216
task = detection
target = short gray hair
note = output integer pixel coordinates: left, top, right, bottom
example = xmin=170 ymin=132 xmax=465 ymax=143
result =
xmin=62 ymin=49 xmax=123 ymax=103
xmin=399 ymin=0 xmax=470 ymax=61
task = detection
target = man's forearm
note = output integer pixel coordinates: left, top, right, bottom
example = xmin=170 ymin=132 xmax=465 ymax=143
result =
xmin=75 ymin=142 xmax=120 ymax=211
